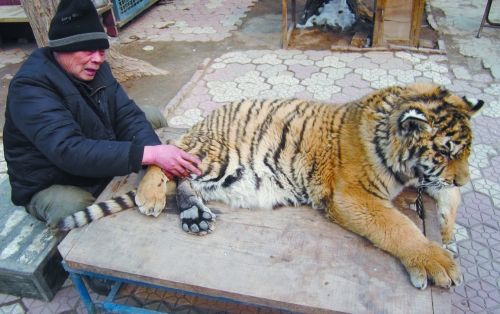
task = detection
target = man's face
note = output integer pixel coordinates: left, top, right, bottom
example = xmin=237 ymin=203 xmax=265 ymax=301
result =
xmin=54 ymin=50 xmax=106 ymax=81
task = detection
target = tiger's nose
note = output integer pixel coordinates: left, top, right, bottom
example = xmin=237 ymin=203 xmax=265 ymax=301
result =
xmin=454 ymin=172 xmax=470 ymax=186
xmin=450 ymin=159 xmax=470 ymax=186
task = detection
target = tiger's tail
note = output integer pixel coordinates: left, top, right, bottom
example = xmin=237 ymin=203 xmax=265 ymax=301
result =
xmin=56 ymin=190 xmax=137 ymax=231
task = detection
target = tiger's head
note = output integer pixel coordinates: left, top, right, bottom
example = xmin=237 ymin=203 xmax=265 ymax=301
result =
xmin=388 ymin=83 xmax=483 ymax=189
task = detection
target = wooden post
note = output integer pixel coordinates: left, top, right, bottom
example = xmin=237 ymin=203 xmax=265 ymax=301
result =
xmin=410 ymin=0 xmax=425 ymax=46
xmin=282 ymin=0 xmax=288 ymax=48
xmin=19 ymin=0 xmax=58 ymax=47
xmin=372 ymin=0 xmax=386 ymax=46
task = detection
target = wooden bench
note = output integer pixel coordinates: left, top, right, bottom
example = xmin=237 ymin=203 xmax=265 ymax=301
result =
xmin=0 ymin=178 xmax=67 ymax=301
xmin=0 ymin=3 xmax=118 ymax=37
xmin=58 ymin=127 xmax=451 ymax=313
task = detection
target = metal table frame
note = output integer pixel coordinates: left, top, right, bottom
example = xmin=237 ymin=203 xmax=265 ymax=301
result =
xmin=477 ymin=0 xmax=500 ymax=37
xmin=63 ymin=261 xmax=278 ymax=314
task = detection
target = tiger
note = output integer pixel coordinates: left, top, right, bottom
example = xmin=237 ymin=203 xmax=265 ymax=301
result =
xmin=57 ymin=83 xmax=483 ymax=290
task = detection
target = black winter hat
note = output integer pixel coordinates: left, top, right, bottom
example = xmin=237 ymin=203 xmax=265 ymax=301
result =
xmin=48 ymin=0 xmax=109 ymax=52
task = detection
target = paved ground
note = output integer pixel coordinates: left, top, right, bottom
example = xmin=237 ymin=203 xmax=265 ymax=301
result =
xmin=0 ymin=0 xmax=499 ymax=313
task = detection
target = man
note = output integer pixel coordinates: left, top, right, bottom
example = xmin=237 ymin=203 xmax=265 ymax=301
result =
xmin=3 ymin=0 xmax=201 ymax=228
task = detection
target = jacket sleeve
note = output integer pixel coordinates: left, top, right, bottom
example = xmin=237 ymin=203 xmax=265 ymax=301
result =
xmin=112 ymin=82 xmax=162 ymax=158
xmin=8 ymin=77 xmax=144 ymax=177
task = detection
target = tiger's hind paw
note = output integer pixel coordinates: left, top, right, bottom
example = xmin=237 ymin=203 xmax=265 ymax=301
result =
xmin=180 ymin=202 xmax=216 ymax=235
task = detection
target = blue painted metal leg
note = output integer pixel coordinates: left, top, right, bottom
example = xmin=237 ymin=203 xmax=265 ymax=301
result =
xmin=68 ymin=272 xmax=95 ymax=314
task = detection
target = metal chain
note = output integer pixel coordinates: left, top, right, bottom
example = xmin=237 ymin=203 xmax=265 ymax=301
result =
xmin=416 ymin=186 xmax=424 ymax=220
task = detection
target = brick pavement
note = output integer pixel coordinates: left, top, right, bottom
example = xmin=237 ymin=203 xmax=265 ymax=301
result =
xmin=1 ymin=0 xmax=499 ymax=313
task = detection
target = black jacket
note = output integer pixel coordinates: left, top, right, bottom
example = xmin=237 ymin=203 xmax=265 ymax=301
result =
xmin=3 ymin=48 xmax=161 ymax=205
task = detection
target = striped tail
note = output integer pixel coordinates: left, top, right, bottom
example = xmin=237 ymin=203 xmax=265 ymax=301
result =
xmin=57 ymin=190 xmax=137 ymax=231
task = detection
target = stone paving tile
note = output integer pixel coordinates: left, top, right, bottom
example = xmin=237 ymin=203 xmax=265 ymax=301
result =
xmin=430 ymin=0 xmax=500 ymax=79
xmin=0 ymin=48 xmax=27 ymax=69
xmin=118 ymin=0 xmax=257 ymax=43
xmin=167 ymin=50 xmax=456 ymax=127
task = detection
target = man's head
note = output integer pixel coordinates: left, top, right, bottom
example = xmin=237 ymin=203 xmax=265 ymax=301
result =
xmin=48 ymin=0 xmax=109 ymax=81
xmin=53 ymin=50 xmax=106 ymax=81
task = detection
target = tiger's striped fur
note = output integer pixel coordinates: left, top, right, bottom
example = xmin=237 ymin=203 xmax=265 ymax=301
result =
xmin=57 ymin=190 xmax=137 ymax=230
xmin=58 ymin=83 xmax=483 ymax=289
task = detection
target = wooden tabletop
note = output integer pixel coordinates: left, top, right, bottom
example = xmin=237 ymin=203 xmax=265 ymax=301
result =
xmin=58 ymin=127 xmax=450 ymax=314
xmin=0 ymin=6 xmax=28 ymax=23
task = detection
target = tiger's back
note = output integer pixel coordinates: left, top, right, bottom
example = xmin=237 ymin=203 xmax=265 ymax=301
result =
xmin=176 ymin=98 xmax=347 ymax=211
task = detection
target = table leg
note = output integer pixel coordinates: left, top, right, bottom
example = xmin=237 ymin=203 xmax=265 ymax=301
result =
xmin=477 ymin=0 xmax=500 ymax=38
xmin=68 ymin=272 xmax=96 ymax=314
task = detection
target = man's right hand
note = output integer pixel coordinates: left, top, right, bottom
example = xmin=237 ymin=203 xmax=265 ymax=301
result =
xmin=142 ymin=145 xmax=201 ymax=178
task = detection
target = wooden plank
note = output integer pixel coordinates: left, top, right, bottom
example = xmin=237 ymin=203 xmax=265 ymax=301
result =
xmin=0 ymin=4 xmax=118 ymax=37
xmin=383 ymin=0 xmax=412 ymax=43
xmin=0 ymin=5 xmax=28 ymax=23
xmin=410 ymin=0 xmax=425 ymax=46
xmin=372 ymin=0 xmax=424 ymax=47
xmin=60 ymin=203 xmax=437 ymax=314
xmin=372 ymin=0 xmax=386 ymax=46
xmin=281 ymin=0 xmax=289 ymax=48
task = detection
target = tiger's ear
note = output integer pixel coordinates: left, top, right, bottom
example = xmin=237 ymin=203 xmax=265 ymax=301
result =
xmin=398 ymin=108 xmax=430 ymax=137
xmin=462 ymin=96 xmax=484 ymax=115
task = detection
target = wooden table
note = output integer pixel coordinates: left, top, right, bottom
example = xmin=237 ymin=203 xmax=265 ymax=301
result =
xmin=58 ymin=127 xmax=451 ymax=314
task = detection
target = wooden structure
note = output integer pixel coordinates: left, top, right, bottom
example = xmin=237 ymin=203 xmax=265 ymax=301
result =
xmin=0 ymin=2 xmax=118 ymax=37
xmin=0 ymin=5 xmax=26 ymax=22
xmin=58 ymin=127 xmax=451 ymax=313
xmin=0 ymin=179 xmax=67 ymax=301
xmin=372 ymin=0 xmax=425 ymax=47
xmin=282 ymin=0 xmax=426 ymax=48
xmin=112 ymin=0 xmax=159 ymax=27
xmin=281 ymin=0 xmax=296 ymax=49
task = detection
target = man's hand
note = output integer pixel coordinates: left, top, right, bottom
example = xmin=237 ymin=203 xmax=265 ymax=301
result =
xmin=142 ymin=145 xmax=201 ymax=178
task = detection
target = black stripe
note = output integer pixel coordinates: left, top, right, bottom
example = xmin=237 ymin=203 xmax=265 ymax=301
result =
xmin=242 ymin=100 xmax=258 ymax=139
xmin=249 ymin=100 xmax=282 ymax=178
xmin=366 ymin=175 xmax=388 ymax=198
xmin=291 ymin=103 xmax=315 ymax=201
xmin=335 ymin=107 xmax=349 ymax=164
xmin=254 ymin=100 xmax=283 ymax=145
xmin=222 ymin=103 xmax=231 ymax=135
xmin=98 ymin=202 xmax=112 ymax=216
xmin=263 ymin=151 xmax=276 ymax=173
xmin=206 ymin=152 xmax=229 ymax=183
xmin=271 ymin=113 xmax=302 ymax=199
xmin=125 ymin=190 xmax=136 ymax=200
xmin=222 ymin=167 xmax=244 ymax=187
xmin=83 ymin=208 xmax=93 ymax=225
xmin=231 ymin=100 xmax=244 ymax=141
xmin=359 ymin=180 xmax=386 ymax=200
xmin=114 ymin=195 xmax=129 ymax=209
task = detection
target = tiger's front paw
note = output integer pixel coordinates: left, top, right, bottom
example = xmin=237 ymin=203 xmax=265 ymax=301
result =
xmin=403 ymin=241 xmax=463 ymax=290
xmin=179 ymin=197 xmax=216 ymax=235
xmin=427 ymin=187 xmax=460 ymax=244
xmin=136 ymin=166 xmax=169 ymax=217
